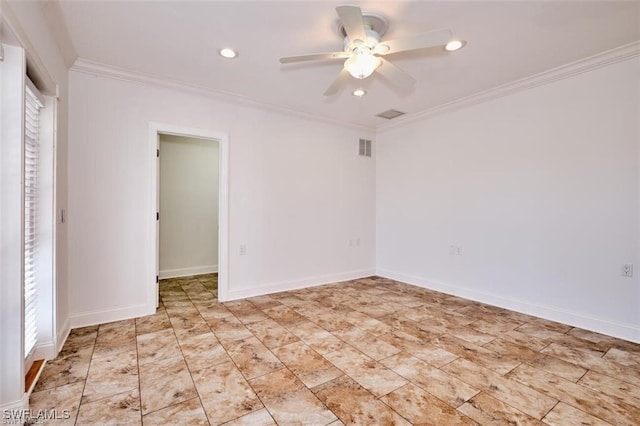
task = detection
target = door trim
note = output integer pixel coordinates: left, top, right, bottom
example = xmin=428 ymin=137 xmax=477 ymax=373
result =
xmin=148 ymin=122 xmax=229 ymax=310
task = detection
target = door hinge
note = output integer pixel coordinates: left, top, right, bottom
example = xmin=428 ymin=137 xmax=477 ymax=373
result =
xmin=156 ymin=212 xmax=159 ymax=220
xmin=156 ymin=149 xmax=159 ymax=157
xmin=156 ymin=275 xmax=159 ymax=283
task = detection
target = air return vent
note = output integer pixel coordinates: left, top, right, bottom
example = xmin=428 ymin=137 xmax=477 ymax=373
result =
xmin=376 ymin=109 xmax=406 ymax=120
xmin=359 ymin=139 xmax=372 ymax=157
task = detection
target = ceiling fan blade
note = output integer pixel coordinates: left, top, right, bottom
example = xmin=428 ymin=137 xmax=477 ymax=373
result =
xmin=324 ymin=68 xmax=351 ymax=96
xmin=280 ymin=52 xmax=350 ymax=64
xmin=377 ymin=29 xmax=452 ymax=55
xmin=336 ymin=5 xmax=366 ymax=43
xmin=376 ymin=58 xmax=416 ymax=89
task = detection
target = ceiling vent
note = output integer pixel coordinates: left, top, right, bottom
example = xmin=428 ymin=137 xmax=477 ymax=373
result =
xmin=376 ymin=109 xmax=406 ymax=120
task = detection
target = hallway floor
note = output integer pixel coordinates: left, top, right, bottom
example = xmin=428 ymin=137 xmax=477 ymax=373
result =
xmin=30 ymin=274 xmax=640 ymax=425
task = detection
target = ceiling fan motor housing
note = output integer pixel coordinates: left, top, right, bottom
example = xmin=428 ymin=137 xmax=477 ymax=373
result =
xmin=343 ymin=27 xmax=382 ymax=53
xmin=338 ymin=12 xmax=388 ymax=39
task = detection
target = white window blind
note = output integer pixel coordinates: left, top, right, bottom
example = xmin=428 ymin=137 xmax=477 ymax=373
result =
xmin=24 ymin=79 xmax=44 ymax=361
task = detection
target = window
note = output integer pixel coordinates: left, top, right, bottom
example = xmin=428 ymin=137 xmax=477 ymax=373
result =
xmin=24 ymin=78 xmax=44 ymax=364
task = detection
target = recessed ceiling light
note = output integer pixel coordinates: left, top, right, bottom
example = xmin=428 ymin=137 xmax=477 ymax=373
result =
xmin=219 ymin=48 xmax=237 ymax=59
xmin=352 ymin=88 xmax=366 ymax=97
xmin=445 ymin=40 xmax=465 ymax=52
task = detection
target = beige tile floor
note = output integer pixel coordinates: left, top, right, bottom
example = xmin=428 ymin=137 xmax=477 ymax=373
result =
xmin=30 ymin=274 xmax=640 ymax=425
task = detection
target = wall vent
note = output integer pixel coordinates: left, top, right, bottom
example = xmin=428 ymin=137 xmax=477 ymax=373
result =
xmin=376 ymin=109 xmax=406 ymax=120
xmin=358 ymin=139 xmax=372 ymax=157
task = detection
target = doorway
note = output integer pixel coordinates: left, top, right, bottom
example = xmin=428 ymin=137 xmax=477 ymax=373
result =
xmin=149 ymin=123 xmax=229 ymax=309
xmin=159 ymin=134 xmax=219 ymax=279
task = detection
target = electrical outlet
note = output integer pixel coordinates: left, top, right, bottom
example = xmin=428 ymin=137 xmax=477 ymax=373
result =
xmin=239 ymin=245 xmax=247 ymax=256
xmin=622 ymin=264 xmax=633 ymax=277
xmin=449 ymin=245 xmax=463 ymax=255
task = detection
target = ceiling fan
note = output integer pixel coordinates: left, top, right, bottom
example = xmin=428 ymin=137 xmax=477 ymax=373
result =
xmin=279 ymin=5 xmax=462 ymax=96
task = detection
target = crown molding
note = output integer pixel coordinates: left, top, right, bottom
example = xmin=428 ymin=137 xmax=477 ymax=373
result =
xmin=377 ymin=41 xmax=640 ymax=133
xmin=70 ymin=41 xmax=639 ymax=135
xmin=70 ymin=58 xmax=375 ymax=133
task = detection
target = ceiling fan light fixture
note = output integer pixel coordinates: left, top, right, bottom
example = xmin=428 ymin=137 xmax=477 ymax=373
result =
xmin=344 ymin=52 xmax=381 ymax=79
xmin=280 ymin=5 xmax=458 ymax=96
xmin=219 ymin=48 xmax=238 ymax=59
xmin=444 ymin=40 xmax=465 ymax=51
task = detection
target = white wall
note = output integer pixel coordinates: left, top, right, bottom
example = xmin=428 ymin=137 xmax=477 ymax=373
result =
xmin=376 ymin=57 xmax=640 ymax=342
xmin=159 ymin=135 xmax=219 ymax=278
xmin=68 ymin=70 xmax=376 ymax=325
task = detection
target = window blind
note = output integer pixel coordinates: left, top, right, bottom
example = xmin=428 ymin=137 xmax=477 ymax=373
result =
xmin=24 ymin=80 xmax=44 ymax=361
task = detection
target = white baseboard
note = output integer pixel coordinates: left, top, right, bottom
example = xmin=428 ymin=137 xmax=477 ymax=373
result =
xmin=225 ymin=268 xmax=376 ymax=302
xmin=159 ymin=265 xmax=218 ymax=279
xmin=0 ymin=393 xmax=29 ymax=416
xmin=56 ymin=317 xmax=71 ymax=356
xmin=69 ymin=304 xmax=149 ymax=329
xmin=376 ymin=268 xmax=640 ymax=344
xmin=33 ymin=317 xmax=70 ymax=361
xmin=34 ymin=342 xmax=55 ymax=361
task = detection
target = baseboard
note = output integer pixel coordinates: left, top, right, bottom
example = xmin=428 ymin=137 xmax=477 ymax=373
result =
xmin=159 ymin=265 xmax=218 ymax=279
xmin=56 ymin=317 xmax=71 ymax=356
xmin=376 ymin=268 xmax=640 ymax=344
xmin=0 ymin=393 xmax=29 ymax=418
xmin=225 ymin=268 xmax=376 ymax=301
xmin=33 ymin=316 xmax=70 ymax=361
xmin=34 ymin=342 xmax=55 ymax=361
xmin=69 ymin=304 xmax=149 ymax=329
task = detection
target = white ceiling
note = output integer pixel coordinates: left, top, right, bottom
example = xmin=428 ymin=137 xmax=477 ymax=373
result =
xmin=53 ymin=1 xmax=640 ymax=129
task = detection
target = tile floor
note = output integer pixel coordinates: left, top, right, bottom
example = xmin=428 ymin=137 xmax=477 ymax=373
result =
xmin=30 ymin=274 xmax=640 ymax=425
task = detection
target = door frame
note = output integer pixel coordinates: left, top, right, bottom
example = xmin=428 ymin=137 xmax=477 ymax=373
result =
xmin=148 ymin=122 xmax=229 ymax=309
